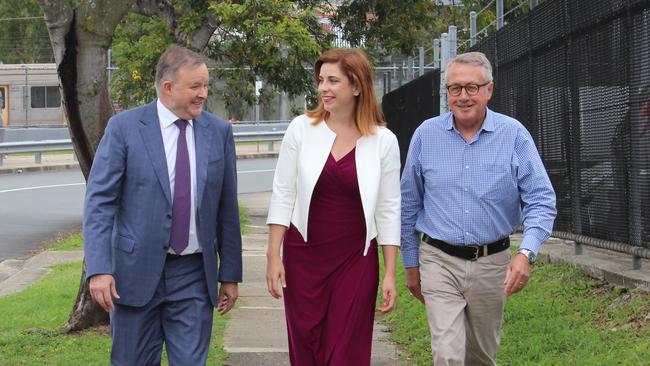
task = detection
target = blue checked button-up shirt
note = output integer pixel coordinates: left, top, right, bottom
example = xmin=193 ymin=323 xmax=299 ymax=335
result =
xmin=400 ymin=108 xmax=557 ymax=268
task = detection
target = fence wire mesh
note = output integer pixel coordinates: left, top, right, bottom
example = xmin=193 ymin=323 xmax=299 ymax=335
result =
xmin=383 ymin=0 xmax=650 ymax=249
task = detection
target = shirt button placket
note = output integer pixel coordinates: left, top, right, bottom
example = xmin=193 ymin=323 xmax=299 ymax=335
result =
xmin=462 ymin=146 xmax=470 ymax=241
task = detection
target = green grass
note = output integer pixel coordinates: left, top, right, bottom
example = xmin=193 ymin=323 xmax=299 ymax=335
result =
xmin=0 ymin=269 xmax=229 ymax=365
xmin=0 ymin=262 xmax=229 ymax=365
xmin=238 ymin=200 xmax=249 ymax=235
xmin=0 ymin=203 xmax=252 ymax=365
xmin=50 ymin=232 xmax=83 ymax=251
xmin=0 ymin=262 xmax=113 ymax=365
xmin=379 ymin=250 xmax=650 ymax=366
xmin=8 ymin=150 xmax=74 ymax=157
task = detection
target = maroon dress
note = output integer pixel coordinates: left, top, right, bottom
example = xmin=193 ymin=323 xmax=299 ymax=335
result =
xmin=283 ymin=148 xmax=379 ymax=366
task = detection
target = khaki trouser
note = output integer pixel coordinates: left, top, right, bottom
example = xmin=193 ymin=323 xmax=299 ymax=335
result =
xmin=419 ymin=242 xmax=511 ymax=366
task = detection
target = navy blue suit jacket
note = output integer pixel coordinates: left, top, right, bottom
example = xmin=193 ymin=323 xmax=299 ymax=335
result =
xmin=83 ymin=100 xmax=242 ymax=307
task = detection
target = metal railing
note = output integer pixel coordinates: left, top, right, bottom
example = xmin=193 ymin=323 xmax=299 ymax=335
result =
xmin=0 ymin=128 xmax=288 ymax=166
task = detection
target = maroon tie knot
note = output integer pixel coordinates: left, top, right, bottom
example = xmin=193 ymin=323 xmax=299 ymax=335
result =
xmin=175 ymin=119 xmax=188 ymax=131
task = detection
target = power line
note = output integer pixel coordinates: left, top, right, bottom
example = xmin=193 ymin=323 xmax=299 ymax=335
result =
xmin=0 ymin=16 xmax=45 ymax=22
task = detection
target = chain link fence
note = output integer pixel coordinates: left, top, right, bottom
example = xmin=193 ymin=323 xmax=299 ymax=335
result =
xmin=383 ymin=0 xmax=650 ymax=258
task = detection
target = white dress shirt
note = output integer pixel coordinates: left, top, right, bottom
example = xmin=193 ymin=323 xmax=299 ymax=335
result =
xmin=157 ymin=99 xmax=200 ymax=254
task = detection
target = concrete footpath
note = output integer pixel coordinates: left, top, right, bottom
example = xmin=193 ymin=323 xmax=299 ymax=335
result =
xmin=224 ymin=192 xmax=404 ymax=366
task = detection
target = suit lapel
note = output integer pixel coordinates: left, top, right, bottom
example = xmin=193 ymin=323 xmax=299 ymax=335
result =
xmin=139 ymin=101 xmax=172 ymax=205
xmin=194 ymin=114 xmax=211 ymax=209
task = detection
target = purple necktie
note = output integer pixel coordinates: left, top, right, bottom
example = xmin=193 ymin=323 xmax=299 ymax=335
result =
xmin=170 ymin=119 xmax=191 ymax=254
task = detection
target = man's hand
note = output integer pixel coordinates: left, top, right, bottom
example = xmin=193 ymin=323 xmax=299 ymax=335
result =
xmin=405 ymin=267 xmax=424 ymax=304
xmin=504 ymin=253 xmax=531 ymax=296
xmin=89 ymin=274 xmax=120 ymax=312
xmin=217 ymin=282 xmax=238 ymax=315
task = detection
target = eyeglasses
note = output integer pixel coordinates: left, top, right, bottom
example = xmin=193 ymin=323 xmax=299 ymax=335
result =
xmin=445 ymin=81 xmax=491 ymax=96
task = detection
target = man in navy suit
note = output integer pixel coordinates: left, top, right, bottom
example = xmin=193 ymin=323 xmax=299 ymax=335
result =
xmin=83 ymin=46 xmax=242 ymax=365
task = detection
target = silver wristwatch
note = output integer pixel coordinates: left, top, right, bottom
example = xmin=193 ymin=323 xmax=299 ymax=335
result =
xmin=518 ymin=248 xmax=537 ymax=264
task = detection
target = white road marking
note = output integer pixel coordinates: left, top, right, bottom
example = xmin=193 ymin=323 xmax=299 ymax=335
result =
xmin=237 ymin=169 xmax=275 ymax=174
xmin=225 ymin=347 xmax=288 ymax=353
xmin=0 ymin=182 xmax=85 ymax=194
xmin=0 ymin=168 xmax=274 ymax=193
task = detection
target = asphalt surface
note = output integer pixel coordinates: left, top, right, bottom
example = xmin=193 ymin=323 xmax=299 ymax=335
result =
xmin=0 ymin=170 xmax=84 ymax=261
xmin=0 ymin=158 xmax=277 ymax=261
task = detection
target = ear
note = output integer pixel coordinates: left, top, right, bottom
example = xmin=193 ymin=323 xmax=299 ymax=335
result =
xmin=351 ymin=76 xmax=361 ymax=96
xmin=162 ymin=80 xmax=173 ymax=95
xmin=486 ymin=81 xmax=494 ymax=100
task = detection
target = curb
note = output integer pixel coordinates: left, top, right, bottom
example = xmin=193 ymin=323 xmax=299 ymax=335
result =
xmin=0 ymin=153 xmax=279 ymax=175
xmin=0 ymin=163 xmax=80 ymax=175
xmin=236 ymin=152 xmax=279 ymax=160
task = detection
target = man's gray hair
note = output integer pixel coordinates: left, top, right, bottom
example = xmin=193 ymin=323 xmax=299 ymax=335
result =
xmin=155 ymin=46 xmax=207 ymax=95
xmin=445 ymin=52 xmax=493 ymax=82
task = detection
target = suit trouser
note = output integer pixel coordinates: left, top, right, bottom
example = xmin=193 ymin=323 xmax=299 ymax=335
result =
xmin=419 ymin=242 xmax=510 ymax=366
xmin=109 ymin=254 xmax=213 ymax=366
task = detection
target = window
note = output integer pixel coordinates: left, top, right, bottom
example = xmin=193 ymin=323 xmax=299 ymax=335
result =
xmin=30 ymin=86 xmax=61 ymax=108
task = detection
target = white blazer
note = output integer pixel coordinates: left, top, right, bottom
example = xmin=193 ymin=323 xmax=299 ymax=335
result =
xmin=267 ymin=114 xmax=401 ymax=255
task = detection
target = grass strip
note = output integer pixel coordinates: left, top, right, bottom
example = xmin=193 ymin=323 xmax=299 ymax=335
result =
xmin=379 ymin=249 xmax=649 ymax=365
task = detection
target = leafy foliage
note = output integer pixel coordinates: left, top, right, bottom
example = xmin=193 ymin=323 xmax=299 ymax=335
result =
xmin=0 ymin=0 xmax=53 ymax=63
xmin=79 ymin=1 xmax=540 ymax=114
xmin=461 ymin=0 xmax=538 ymax=40
xmin=110 ymin=0 xmax=329 ymax=113
xmin=206 ymin=0 xmax=329 ymax=113
xmin=111 ymin=13 xmax=174 ymax=109
xmin=331 ymin=0 xmax=453 ymax=57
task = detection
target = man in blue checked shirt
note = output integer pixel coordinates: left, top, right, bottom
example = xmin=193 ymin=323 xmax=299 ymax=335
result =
xmin=400 ymin=52 xmax=556 ymax=366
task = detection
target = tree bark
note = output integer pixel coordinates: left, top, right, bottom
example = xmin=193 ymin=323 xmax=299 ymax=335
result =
xmin=37 ymin=0 xmax=136 ymax=332
xmin=65 ymin=263 xmax=109 ymax=332
xmin=38 ymin=0 xmax=228 ymax=333
xmin=133 ymin=0 xmax=222 ymax=51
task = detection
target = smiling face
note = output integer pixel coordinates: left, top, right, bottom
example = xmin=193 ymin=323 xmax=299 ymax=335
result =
xmin=446 ymin=62 xmax=493 ymax=130
xmin=317 ymin=62 xmax=358 ymax=116
xmin=160 ymin=63 xmax=209 ymax=120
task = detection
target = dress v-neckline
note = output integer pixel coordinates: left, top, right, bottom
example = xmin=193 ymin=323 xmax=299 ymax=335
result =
xmin=330 ymin=147 xmax=356 ymax=163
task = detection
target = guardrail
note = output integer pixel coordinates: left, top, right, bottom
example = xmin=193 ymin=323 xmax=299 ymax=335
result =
xmin=0 ymin=139 xmax=73 ymax=165
xmin=0 ymin=129 xmax=287 ymax=166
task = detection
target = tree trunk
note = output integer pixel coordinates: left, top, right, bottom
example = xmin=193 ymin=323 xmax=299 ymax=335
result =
xmin=38 ymin=0 xmax=218 ymax=333
xmin=38 ymin=0 xmax=135 ymax=332
xmin=65 ymin=262 xmax=110 ymax=332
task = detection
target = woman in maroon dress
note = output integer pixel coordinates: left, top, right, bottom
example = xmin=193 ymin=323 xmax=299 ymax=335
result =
xmin=266 ymin=48 xmax=401 ymax=365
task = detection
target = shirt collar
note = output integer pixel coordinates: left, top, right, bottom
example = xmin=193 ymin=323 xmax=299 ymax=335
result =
xmin=481 ymin=108 xmax=495 ymax=132
xmin=156 ymin=99 xmax=194 ymax=129
xmin=446 ymin=107 xmax=495 ymax=132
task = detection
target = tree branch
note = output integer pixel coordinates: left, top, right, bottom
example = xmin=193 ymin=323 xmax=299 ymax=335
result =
xmin=36 ymin=0 xmax=73 ymax=65
xmin=133 ymin=0 xmax=176 ymax=30
xmin=188 ymin=11 xmax=219 ymax=51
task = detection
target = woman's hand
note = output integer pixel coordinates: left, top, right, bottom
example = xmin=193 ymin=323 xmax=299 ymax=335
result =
xmin=266 ymin=255 xmax=286 ymax=299
xmin=378 ymin=274 xmax=397 ymax=313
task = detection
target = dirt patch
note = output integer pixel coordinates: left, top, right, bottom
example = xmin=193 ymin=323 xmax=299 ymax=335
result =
xmin=67 ymin=324 xmax=110 ymax=337
xmin=587 ymin=279 xmax=612 ymax=297
xmin=29 ymin=226 xmax=82 ymax=255
xmin=590 ymin=286 xmax=650 ymax=333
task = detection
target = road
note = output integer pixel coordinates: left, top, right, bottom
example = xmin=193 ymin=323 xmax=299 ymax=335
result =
xmin=0 ymin=158 xmax=277 ymax=261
